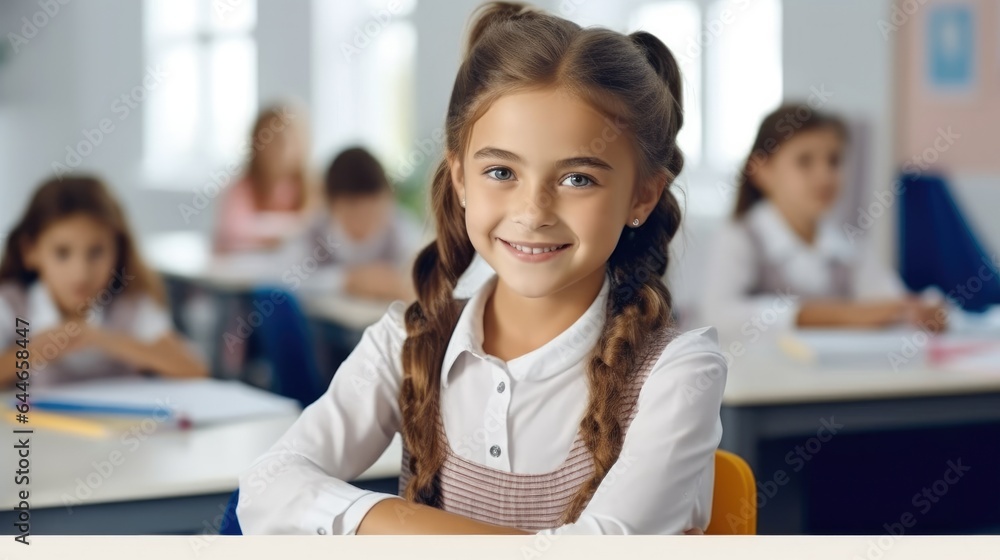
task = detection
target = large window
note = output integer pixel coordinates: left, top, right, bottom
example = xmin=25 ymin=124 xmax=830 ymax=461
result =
xmin=312 ymin=0 xmax=417 ymax=181
xmin=143 ymin=0 xmax=258 ymax=182
xmin=631 ymin=1 xmax=704 ymax=166
xmin=630 ymin=0 xmax=782 ymax=214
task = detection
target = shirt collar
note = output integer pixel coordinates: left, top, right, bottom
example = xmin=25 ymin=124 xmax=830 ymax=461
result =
xmin=440 ymin=273 xmax=610 ymax=388
xmin=748 ymin=201 xmax=853 ymax=264
xmin=28 ymin=281 xmax=104 ymax=330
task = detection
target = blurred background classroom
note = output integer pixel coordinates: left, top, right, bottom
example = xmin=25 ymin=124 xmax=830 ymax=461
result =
xmin=2 ymin=0 xmax=1000 ymax=537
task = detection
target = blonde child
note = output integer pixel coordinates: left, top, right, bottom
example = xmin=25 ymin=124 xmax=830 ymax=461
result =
xmin=214 ymin=105 xmax=313 ymax=253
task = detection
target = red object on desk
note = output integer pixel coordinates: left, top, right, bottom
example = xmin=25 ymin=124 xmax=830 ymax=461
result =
xmin=928 ymin=339 xmax=1000 ymax=366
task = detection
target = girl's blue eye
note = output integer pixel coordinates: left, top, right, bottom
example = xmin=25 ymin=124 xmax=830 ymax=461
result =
xmin=561 ymin=174 xmax=594 ymax=188
xmin=486 ymin=167 xmax=514 ymax=181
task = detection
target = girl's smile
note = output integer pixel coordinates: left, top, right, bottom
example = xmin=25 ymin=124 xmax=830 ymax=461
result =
xmin=496 ymin=237 xmax=573 ymax=262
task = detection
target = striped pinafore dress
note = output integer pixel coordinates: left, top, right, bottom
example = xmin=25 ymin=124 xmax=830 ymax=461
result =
xmin=398 ymin=325 xmax=677 ymax=531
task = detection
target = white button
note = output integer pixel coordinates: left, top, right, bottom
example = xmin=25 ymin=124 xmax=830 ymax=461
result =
xmin=317 ymin=527 xmax=327 ymax=535
xmin=490 ymin=445 xmax=501 ymax=457
xmin=497 ymin=381 xmax=505 ymax=394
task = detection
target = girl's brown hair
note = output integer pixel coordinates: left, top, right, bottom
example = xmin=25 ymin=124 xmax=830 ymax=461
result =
xmin=245 ymin=105 xmax=311 ymax=210
xmin=733 ymin=103 xmax=847 ymax=218
xmin=0 ymin=176 xmax=165 ymax=304
xmin=399 ymin=2 xmax=685 ymax=524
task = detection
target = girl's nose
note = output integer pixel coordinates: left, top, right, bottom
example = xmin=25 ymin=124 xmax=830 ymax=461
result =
xmin=510 ymin=183 xmax=557 ymax=230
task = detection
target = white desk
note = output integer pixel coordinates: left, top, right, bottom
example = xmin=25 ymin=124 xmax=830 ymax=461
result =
xmin=724 ymin=358 xmax=1000 ymax=406
xmin=719 ymin=349 xmax=1000 ymax=534
xmin=144 ymin=230 xmax=394 ymax=329
xmin=143 ymin=231 xmax=280 ymax=292
xmin=0 ymin=402 xmax=403 ymax=535
xmin=720 ymin=353 xmax=1000 ymax=468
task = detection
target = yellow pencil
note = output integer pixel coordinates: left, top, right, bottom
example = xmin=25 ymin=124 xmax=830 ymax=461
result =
xmin=4 ymin=409 xmax=111 ymax=439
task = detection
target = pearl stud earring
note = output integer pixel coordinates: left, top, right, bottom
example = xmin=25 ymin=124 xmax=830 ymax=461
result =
xmin=461 ymin=198 xmax=466 ymax=208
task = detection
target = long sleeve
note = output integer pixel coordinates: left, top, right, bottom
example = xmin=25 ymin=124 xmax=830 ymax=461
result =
xmin=538 ymin=327 xmax=728 ymax=535
xmin=237 ymin=301 xmax=408 ymax=535
xmin=697 ymin=222 xmax=800 ymax=344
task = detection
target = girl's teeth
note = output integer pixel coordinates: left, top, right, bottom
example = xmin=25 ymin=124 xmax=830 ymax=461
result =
xmin=510 ymin=242 xmax=562 ymax=254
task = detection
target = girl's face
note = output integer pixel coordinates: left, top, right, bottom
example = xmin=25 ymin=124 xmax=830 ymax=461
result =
xmin=328 ymin=192 xmax=393 ymax=243
xmin=25 ymin=214 xmax=118 ymax=315
xmin=754 ymin=127 xmax=844 ymax=221
xmin=451 ymin=87 xmax=660 ymax=299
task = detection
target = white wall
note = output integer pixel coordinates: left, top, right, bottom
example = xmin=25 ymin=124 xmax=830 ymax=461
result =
xmin=0 ymin=0 xmax=83 ymax=232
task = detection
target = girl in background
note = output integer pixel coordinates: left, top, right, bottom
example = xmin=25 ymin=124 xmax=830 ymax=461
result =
xmin=214 ymin=105 xmax=314 ymax=253
xmin=698 ymin=104 xmax=946 ymax=342
xmin=0 ymin=177 xmax=207 ymax=386
xmin=0 ymin=176 xmax=207 ymax=387
xmin=240 ymin=2 xmax=725 ymax=536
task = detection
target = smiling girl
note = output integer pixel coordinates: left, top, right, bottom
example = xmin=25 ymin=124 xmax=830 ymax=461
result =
xmin=239 ymin=2 xmax=727 ymax=535
xmin=0 ymin=176 xmax=207 ymax=387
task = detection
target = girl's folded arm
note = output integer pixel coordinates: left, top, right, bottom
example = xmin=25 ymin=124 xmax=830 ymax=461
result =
xmin=237 ymin=303 xmax=408 ymax=535
xmin=89 ymin=330 xmax=207 ymax=378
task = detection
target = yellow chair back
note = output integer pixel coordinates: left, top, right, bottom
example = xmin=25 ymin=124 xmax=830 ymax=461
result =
xmin=705 ymin=449 xmax=757 ymax=535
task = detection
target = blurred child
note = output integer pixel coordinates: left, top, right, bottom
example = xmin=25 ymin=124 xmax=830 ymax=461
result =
xmin=698 ymin=104 xmax=947 ymax=341
xmin=214 ymin=105 xmax=313 ymax=253
xmin=282 ymin=147 xmax=420 ymax=301
xmin=0 ymin=176 xmax=208 ymax=387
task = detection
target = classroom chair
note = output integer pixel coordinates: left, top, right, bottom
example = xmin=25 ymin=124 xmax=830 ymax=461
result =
xmin=706 ymin=449 xmax=757 ymax=535
xmin=898 ymin=173 xmax=1000 ymax=312
xmin=219 ymin=450 xmax=758 ymax=536
xmin=250 ymin=287 xmax=326 ymax=407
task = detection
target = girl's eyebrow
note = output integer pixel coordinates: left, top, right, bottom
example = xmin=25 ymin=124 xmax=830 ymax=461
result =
xmin=473 ymin=147 xmax=522 ymax=162
xmin=472 ymin=147 xmax=614 ymax=170
xmin=558 ymin=156 xmax=613 ymax=171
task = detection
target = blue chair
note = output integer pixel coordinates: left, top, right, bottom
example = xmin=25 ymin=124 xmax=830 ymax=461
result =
xmin=898 ymin=173 xmax=1000 ymax=312
xmin=219 ymin=489 xmax=242 ymax=535
xmin=249 ymin=287 xmax=326 ymax=408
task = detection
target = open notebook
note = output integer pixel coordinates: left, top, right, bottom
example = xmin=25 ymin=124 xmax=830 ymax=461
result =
xmin=23 ymin=378 xmax=300 ymax=427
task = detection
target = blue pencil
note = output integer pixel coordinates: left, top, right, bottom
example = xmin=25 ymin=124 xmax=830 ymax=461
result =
xmin=28 ymin=400 xmax=174 ymax=417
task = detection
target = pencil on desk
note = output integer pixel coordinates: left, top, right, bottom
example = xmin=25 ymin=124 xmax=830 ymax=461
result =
xmin=777 ymin=333 xmax=816 ymax=363
xmin=4 ymin=409 xmax=111 ymax=439
xmin=26 ymin=400 xmax=192 ymax=430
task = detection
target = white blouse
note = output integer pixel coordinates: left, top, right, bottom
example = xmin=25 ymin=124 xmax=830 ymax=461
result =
xmin=238 ymin=274 xmax=727 ymax=535
xmin=696 ymin=201 xmax=906 ymax=343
